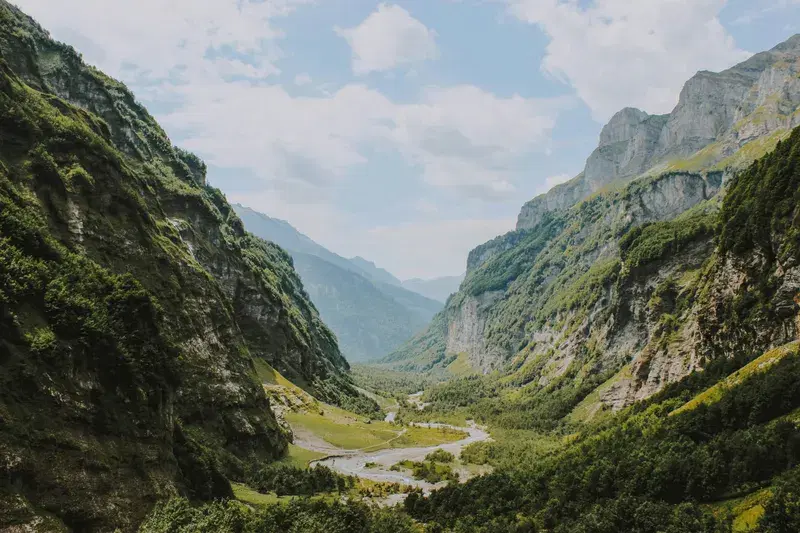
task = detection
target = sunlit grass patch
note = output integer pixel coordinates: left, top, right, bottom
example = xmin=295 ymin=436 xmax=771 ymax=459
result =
xmin=672 ymin=342 xmax=800 ymax=416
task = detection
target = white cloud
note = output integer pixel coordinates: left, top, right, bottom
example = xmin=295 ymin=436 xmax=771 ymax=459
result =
xmin=336 ymin=3 xmax=439 ymax=75
xmin=358 ymin=218 xmax=517 ymax=279
xmin=14 ymin=0 xmax=307 ymax=85
xmin=507 ymin=0 xmax=750 ymax=121
xmin=160 ymin=80 xmax=563 ymax=200
xmin=294 ymin=73 xmax=313 ymax=85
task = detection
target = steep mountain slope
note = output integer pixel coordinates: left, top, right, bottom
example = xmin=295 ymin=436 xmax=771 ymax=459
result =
xmin=0 ymin=3 xmax=368 ymax=530
xmin=516 ymin=34 xmax=800 ymax=232
xmin=386 ymin=34 xmax=800 ymax=413
xmin=233 ymin=204 xmax=441 ymax=362
xmin=402 ymin=275 xmax=465 ymax=304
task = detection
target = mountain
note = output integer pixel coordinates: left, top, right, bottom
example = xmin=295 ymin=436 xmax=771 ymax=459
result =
xmin=349 ymin=255 xmax=403 ymax=286
xmin=385 ymin=34 xmax=800 ymax=409
xmin=402 ymin=275 xmax=465 ymax=304
xmin=234 ymin=205 xmax=359 ymax=274
xmin=0 ymin=3 xmax=374 ymax=529
xmin=292 ymin=252 xmax=433 ymax=362
xmin=233 ymin=204 xmax=442 ymax=362
xmin=516 ymin=34 xmax=800 ymax=233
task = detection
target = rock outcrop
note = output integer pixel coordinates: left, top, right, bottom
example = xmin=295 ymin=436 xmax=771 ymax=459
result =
xmin=517 ymin=34 xmax=800 ymax=231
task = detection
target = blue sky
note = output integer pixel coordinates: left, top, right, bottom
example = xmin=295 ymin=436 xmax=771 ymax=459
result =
xmin=15 ymin=0 xmax=800 ymax=279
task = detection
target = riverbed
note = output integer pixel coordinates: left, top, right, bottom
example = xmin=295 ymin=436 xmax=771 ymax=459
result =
xmin=309 ymin=421 xmax=489 ymax=491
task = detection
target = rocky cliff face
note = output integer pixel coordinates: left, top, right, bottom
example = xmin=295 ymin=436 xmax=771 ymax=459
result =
xmin=517 ymin=34 xmax=800 ymax=231
xmin=388 ymin=34 xmax=800 ymax=418
xmin=0 ymin=3 xmax=363 ymax=530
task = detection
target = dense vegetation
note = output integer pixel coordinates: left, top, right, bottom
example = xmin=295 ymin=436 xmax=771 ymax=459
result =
xmin=0 ymin=2 xmax=376 ymax=529
xmin=404 ymin=344 xmax=800 ymax=532
xmin=139 ymin=498 xmax=420 ymax=533
xmin=246 ymin=464 xmax=354 ymax=496
xmin=392 ymin=460 xmax=459 ymax=484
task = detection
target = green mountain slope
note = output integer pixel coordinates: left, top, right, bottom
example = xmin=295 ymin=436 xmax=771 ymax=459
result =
xmin=292 ymin=252 xmax=433 ymax=362
xmin=385 ymin=34 xmax=800 ymax=413
xmin=0 ymin=2 xmax=371 ymax=529
xmin=393 ymin=128 xmax=800 ymax=531
xmin=233 ymin=204 xmax=442 ymax=362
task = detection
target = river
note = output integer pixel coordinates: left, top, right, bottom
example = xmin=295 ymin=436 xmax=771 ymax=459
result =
xmin=304 ymin=392 xmax=491 ymax=493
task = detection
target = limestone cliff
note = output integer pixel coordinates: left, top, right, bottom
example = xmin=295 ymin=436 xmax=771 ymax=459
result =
xmin=517 ymin=34 xmax=800 ymax=231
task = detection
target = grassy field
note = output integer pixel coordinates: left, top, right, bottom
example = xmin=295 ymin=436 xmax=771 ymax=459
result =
xmin=277 ymin=444 xmax=327 ymax=468
xmin=389 ymin=426 xmax=468 ymax=448
xmin=286 ymin=403 xmax=468 ymax=451
xmin=286 ymin=410 xmax=400 ymax=450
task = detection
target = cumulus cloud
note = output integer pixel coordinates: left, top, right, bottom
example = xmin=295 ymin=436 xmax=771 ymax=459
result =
xmin=507 ymin=0 xmax=750 ymax=121
xmin=159 ymin=80 xmax=564 ymax=200
xmin=12 ymin=0 xmax=565 ymax=277
xmin=336 ymin=3 xmax=439 ymax=74
xmin=14 ymin=0 xmax=307 ymax=85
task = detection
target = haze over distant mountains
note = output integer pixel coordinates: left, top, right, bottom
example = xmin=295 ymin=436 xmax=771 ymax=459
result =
xmin=233 ymin=204 xmax=446 ymax=361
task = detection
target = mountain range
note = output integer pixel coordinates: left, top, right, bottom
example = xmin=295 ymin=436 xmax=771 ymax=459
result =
xmin=233 ymin=205 xmax=444 ymax=362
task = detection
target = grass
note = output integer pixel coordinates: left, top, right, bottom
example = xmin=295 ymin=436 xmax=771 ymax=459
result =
xmin=286 ymin=404 xmax=467 ymax=452
xmin=277 ymin=444 xmax=327 ymax=468
xmin=446 ymin=352 xmax=475 ymax=377
xmin=567 ymin=365 xmax=631 ymax=425
xmin=285 ymin=410 xmax=398 ymax=450
xmin=671 ymin=342 xmax=800 ymax=416
xmin=706 ymin=488 xmax=772 ymax=532
xmin=389 ymin=426 xmax=468 ymax=448
xmin=231 ymin=483 xmax=290 ymax=506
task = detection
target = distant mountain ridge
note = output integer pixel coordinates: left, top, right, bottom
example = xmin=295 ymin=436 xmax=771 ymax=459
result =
xmin=402 ymin=275 xmax=465 ymax=304
xmin=233 ymin=205 xmax=442 ymax=362
xmin=349 ymin=255 xmax=403 ymax=286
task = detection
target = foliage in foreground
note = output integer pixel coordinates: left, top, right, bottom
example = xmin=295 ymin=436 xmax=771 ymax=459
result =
xmin=246 ymin=464 xmax=354 ymax=497
xmin=139 ymin=498 xmax=420 ymax=533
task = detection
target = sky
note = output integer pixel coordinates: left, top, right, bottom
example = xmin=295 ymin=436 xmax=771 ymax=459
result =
xmin=13 ymin=0 xmax=800 ymax=280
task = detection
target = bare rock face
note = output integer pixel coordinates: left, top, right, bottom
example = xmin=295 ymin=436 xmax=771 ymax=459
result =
xmin=516 ymin=33 xmax=800 ymax=232
xmin=584 ymin=108 xmax=668 ymax=190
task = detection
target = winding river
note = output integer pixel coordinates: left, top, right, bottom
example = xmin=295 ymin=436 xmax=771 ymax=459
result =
xmin=303 ymin=393 xmax=491 ymax=493
xmin=310 ymin=421 xmax=489 ymax=491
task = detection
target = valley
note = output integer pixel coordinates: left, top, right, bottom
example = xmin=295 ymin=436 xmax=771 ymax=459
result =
xmin=1 ymin=2 xmax=800 ymax=532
